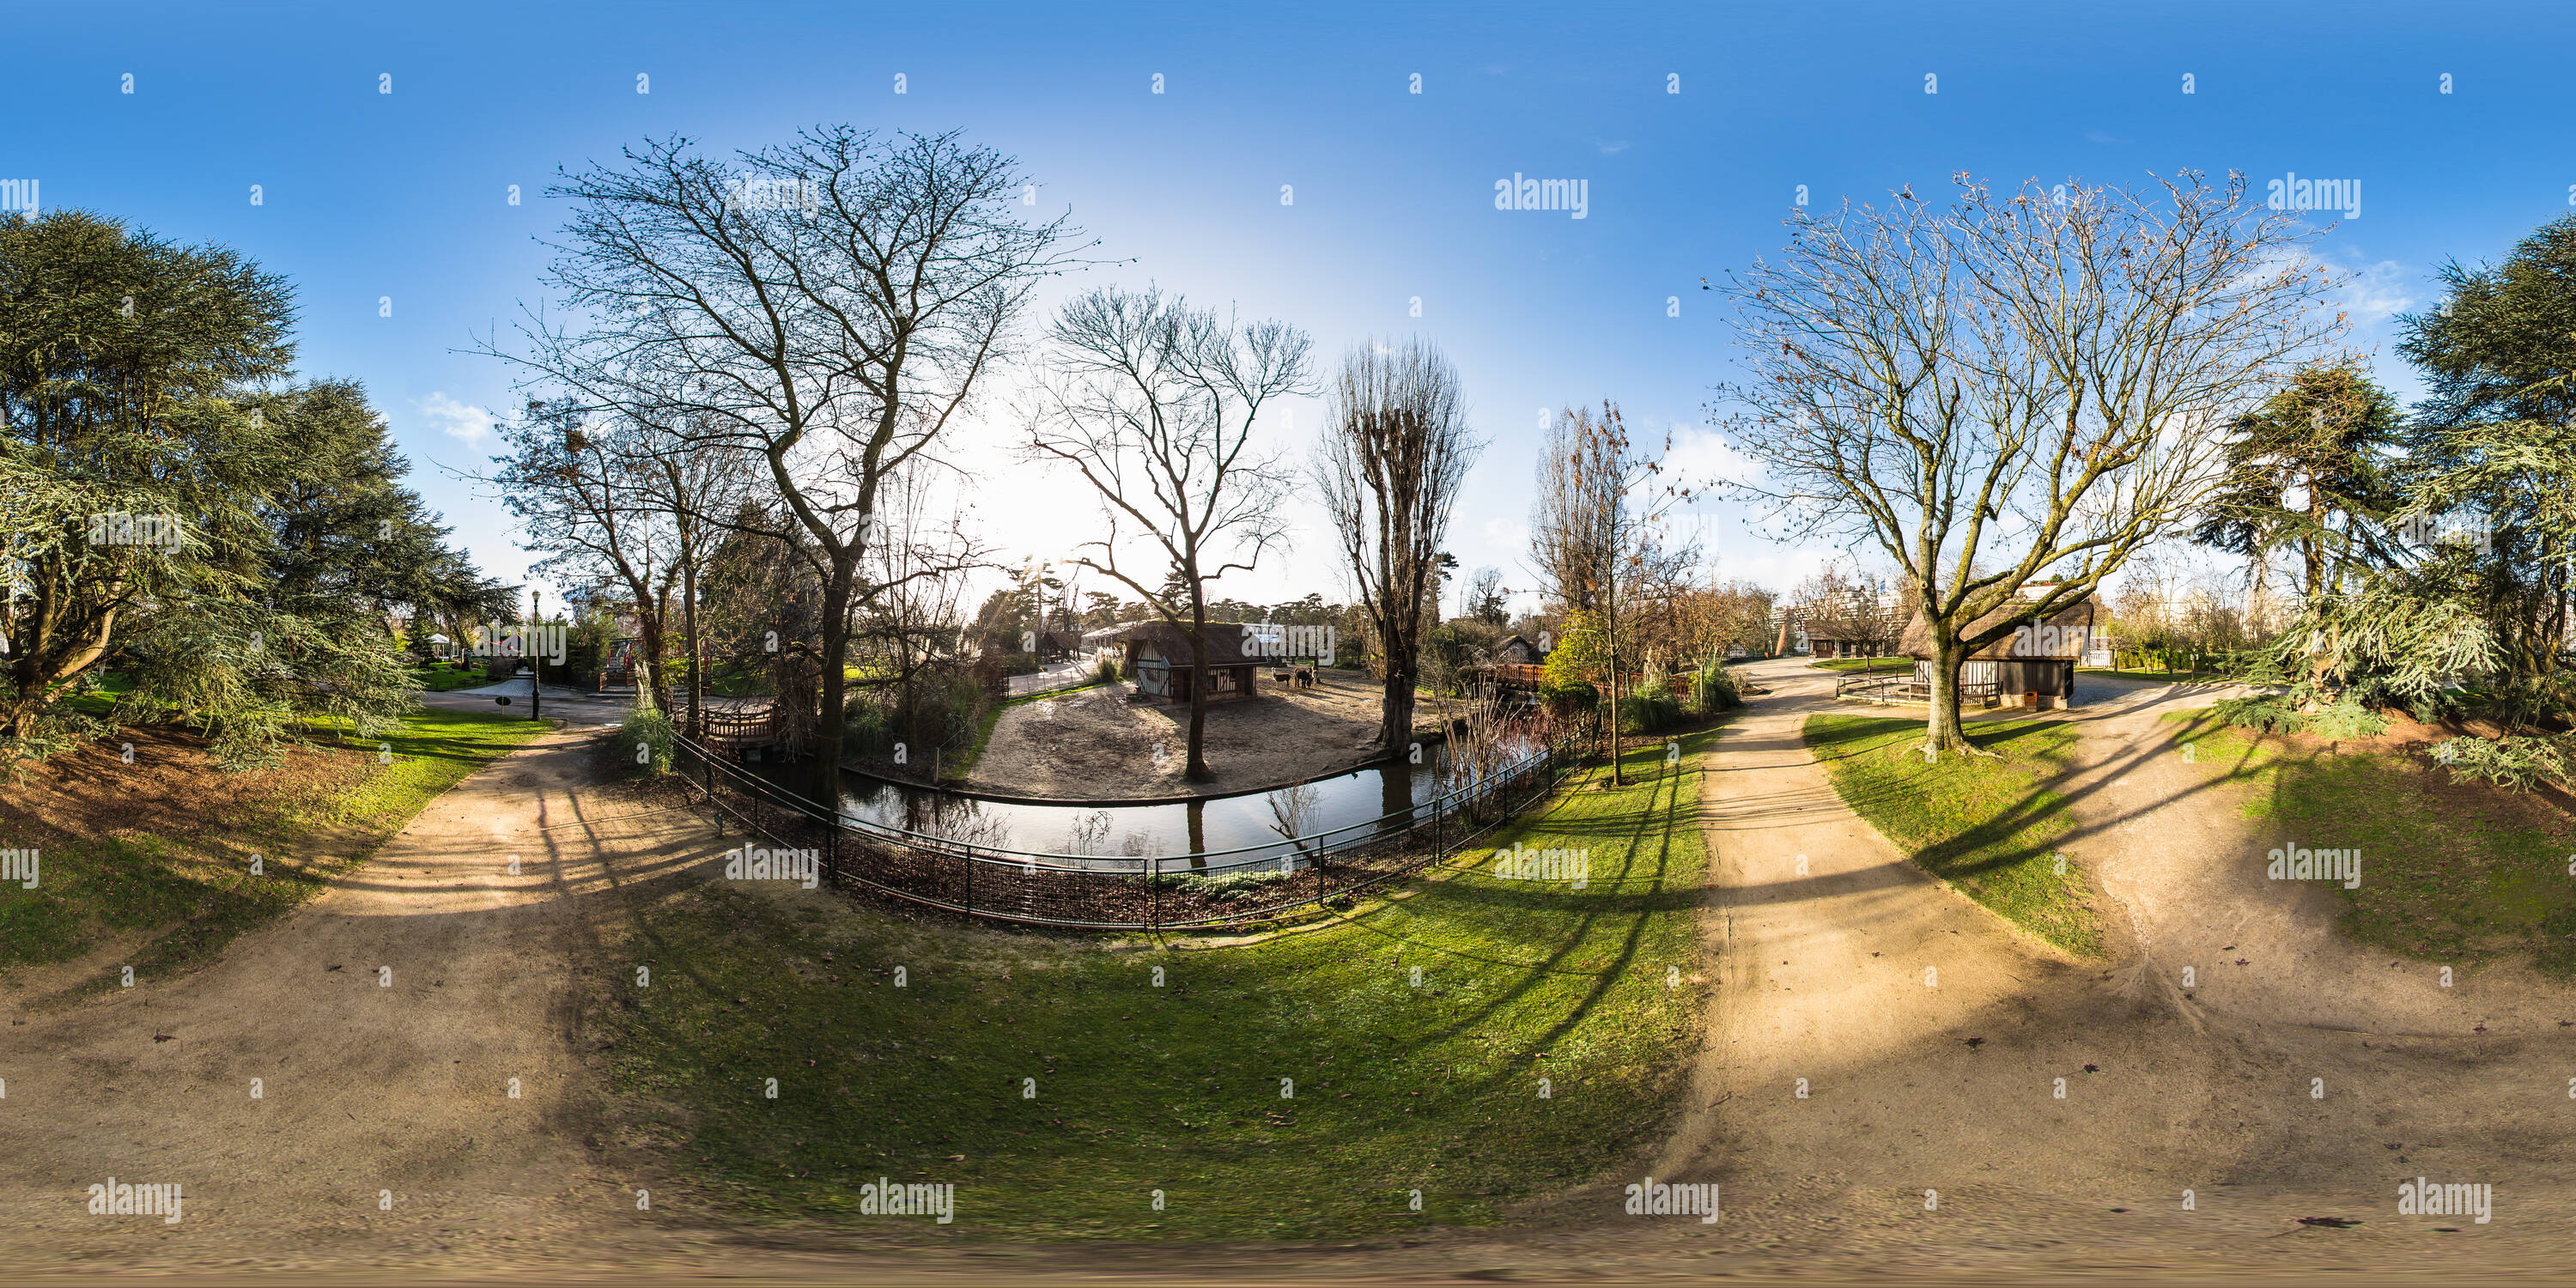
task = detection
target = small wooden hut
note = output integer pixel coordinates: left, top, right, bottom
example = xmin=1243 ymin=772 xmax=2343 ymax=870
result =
xmin=1897 ymin=589 xmax=2098 ymax=710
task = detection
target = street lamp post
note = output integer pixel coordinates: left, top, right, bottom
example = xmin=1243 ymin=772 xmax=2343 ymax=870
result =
xmin=529 ymin=588 xmax=542 ymax=723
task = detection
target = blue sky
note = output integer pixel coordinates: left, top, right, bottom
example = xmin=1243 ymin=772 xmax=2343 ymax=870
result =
xmin=14 ymin=0 xmax=2575 ymax=611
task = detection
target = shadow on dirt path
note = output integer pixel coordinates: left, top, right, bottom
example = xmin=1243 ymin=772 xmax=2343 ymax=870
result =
xmin=10 ymin=668 xmax=2576 ymax=1283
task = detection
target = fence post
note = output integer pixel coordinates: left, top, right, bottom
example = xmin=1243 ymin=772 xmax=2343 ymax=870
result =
xmin=1148 ymin=858 xmax=1158 ymax=930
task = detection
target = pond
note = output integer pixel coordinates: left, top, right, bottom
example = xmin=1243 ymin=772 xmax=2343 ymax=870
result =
xmin=774 ymin=738 xmax=1543 ymax=875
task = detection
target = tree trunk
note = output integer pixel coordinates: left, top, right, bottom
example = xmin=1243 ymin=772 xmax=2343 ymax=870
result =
xmin=1606 ymin=580 xmax=1624 ymax=786
xmin=645 ymin=593 xmax=675 ymax=716
xmin=812 ymin=559 xmax=855 ymax=804
xmin=1925 ymin=634 xmax=1969 ymax=754
xmin=636 ymin=616 xmax=668 ymax=715
xmin=682 ymin=544 xmax=703 ymax=741
xmin=1379 ymin=630 xmax=1416 ymax=757
xmin=1184 ymin=614 xmax=1213 ymax=781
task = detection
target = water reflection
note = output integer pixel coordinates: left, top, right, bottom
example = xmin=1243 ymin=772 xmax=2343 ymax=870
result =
xmin=801 ymin=737 xmax=1538 ymax=873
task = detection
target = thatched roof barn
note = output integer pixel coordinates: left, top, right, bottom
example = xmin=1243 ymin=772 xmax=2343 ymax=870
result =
xmin=1895 ymin=587 xmax=2099 ymax=710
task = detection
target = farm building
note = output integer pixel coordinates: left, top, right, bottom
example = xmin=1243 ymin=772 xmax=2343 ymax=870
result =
xmin=1795 ymin=590 xmax=1902 ymax=659
xmin=1103 ymin=621 xmax=1262 ymax=703
xmin=1895 ymin=588 xmax=2098 ymax=710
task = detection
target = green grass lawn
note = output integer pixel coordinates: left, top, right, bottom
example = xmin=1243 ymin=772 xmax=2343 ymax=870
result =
xmin=0 ymin=708 xmax=551 ymax=981
xmin=2166 ymin=714 xmax=2576 ymax=971
xmin=1804 ymin=714 xmax=2099 ymax=957
xmin=1806 ymin=656 xmax=1910 ymax=672
xmin=58 ymin=671 xmax=136 ymax=717
xmin=599 ymin=728 xmax=1721 ymax=1242
xmin=412 ymin=665 xmax=495 ymax=692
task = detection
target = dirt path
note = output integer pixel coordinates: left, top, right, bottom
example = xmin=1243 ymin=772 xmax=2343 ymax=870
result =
xmin=1600 ymin=659 xmax=2576 ymax=1276
xmin=0 ymin=721 xmax=756 ymax=1276
xmin=15 ymin=663 xmax=2576 ymax=1281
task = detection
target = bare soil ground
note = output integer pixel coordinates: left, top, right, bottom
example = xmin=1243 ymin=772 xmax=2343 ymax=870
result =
xmin=963 ymin=670 xmax=1452 ymax=799
xmin=1637 ymin=658 xmax=2576 ymax=1278
xmin=0 ymin=723 xmax=378 ymax=849
xmin=0 ymin=705 xmax=802 ymax=1279
xmin=13 ymin=662 xmax=2576 ymax=1282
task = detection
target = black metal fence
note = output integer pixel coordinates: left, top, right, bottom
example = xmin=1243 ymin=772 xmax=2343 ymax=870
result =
xmin=668 ymin=732 xmax=1582 ymax=930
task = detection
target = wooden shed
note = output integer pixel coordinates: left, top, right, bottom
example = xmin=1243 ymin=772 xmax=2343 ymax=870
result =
xmin=1116 ymin=621 xmax=1261 ymax=704
xmin=1898 ymin=590 xmax=2097 ymax=710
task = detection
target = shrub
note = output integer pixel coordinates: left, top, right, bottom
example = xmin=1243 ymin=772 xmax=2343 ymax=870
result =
xmin=610 ymin=707 xmax=675 ymax=777
xmin=841 ymin=696 xmax=894 ymax=758
xmin=2306 ymin=698 xmax=2390 ymax=741
xmin=1619 ymin=677 xmax=1686 ymax=734
xmin=2209 ymin=696 xmax=2303 ymax=733
xmin=1694 ymin=665 xmax=1741 ymax=714
xmin=1163 ymin=869 xmax=1294 ymax=903
xmin=563 ymin=612 xmax=614 ymax=685
xmin=1539 ymin=677 xmax=1597 ymax=716
xmin=1092 ymin=654 xmax=1121 ymax=685
xmin=2429 ymin=732 xmax=2576 ymax=794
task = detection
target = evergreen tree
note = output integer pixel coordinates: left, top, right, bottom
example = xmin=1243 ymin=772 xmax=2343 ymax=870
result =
xmin=2397 ymin=214 xmax=2576 ymax=687
xmin=2191 ymin=358 xmax=2403 ymax=611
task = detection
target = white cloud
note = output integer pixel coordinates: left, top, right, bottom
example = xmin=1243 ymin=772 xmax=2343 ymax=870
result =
xmin=2334 ymin=253 xmax=2415 ymax=328
xmin=417 ymin=392 xmax=496 ymax=447
xmin=1663 ymin=423 xmax=1759 ymax=490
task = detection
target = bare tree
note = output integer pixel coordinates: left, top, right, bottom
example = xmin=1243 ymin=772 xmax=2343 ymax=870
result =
xmin=1313 ymin=337 xmax=1483 ymax=755
xmin=1528 ymin=402 xmax=1698 ymax=783
xmin=1529 ymin=411 xmax=1619 ymax=617
xmin=1024 ymin=285 xmax=1313 ymax=781
xmin=1463 ymin=566 xmax=1510 ymax=626
xmin=484 ymin=127 xmax=1088 ymax=798
xmin=484 ymin=398 xmax=685 ymax=710
xmin=1717 ymin=172 xmax=2339 ymax=752
xmin=627 ymin=407 xmax=759 ymax=737
xmin=1788 ymin=560 xmax=1900 ymax=658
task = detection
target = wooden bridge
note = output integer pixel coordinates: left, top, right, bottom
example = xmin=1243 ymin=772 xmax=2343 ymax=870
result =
xmin=700 ymin=702 xmax=781 ymax=752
